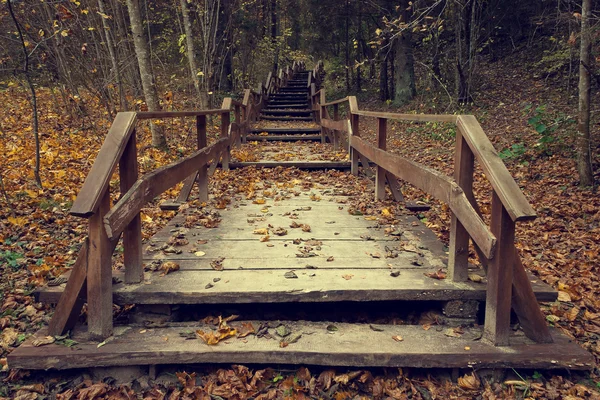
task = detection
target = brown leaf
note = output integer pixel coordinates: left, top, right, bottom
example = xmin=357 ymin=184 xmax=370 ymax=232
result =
xmin=342 ymin=274 xmax=354 ymax=280
xmin=160 ymin=261 xmax=180 ymax=276
xmin=392 ymin=335 xmax=404 ymax=342
xmin=424 ymin=268 xmax=446 ymax=280
xmin=458 ymin=373 xmax=480 ymax=390
xmin=237 ymin=322 xmax=255 ymax=338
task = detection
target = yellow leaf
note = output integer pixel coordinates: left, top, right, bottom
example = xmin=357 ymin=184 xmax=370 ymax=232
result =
xmin=7 ymin=216 xmax=27 ymax=226
xmin=141 ymin=213 xmax=153 ymax=223
xmin=253 ymin=198 xmax=266 ymax=204
xmin=381 ymin=208 xmax=392 ymax=217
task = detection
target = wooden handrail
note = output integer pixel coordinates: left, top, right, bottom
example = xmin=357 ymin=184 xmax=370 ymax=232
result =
xmin=457 ymin=115 xmax=536 ymax=222
xmin=104 ymin=137 xmax=230 ymax=240
xmin=352 ymin=110 xmax=457 ymax=123
xmin=321 ymin=97 xmax=349 ymax=107
xmin=137 ymin=109 xmax=228 ymax=119
xmin=70 ymin=112 xmax=137 ymax=217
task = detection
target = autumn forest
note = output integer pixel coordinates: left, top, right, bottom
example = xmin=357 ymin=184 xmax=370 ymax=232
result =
xmin=1 ymin=0 xmax=600 ymax=398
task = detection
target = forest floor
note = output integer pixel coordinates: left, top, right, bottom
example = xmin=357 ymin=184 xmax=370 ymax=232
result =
xmin=1 ymin=47 xmax=600 ymax=398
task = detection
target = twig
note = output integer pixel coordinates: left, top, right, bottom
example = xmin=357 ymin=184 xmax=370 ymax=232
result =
xmin=415 ymin=61 xmax=454 ymax=112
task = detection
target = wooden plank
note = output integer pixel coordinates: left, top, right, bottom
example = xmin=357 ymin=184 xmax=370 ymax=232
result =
xmin=351 ymin=136 xmax=496 ymax=259
xmin=175 ymin=172 xmax=198 ymax=204
xmin=70 ymin=112 xmax=137 ymax=217
xmin=510 ymin=244 xmax=553 ymax=343
xmin=45 ymin=269 xmax=514 ymax=305
xmin=457 ymin=115 xmax=536 ymax=222
xmin=321 ymin=97 xmax=349 ymax=107
xmin=10 ymin=324 xmax=592 ymax=371
xmin=349 ymin=97 xmax=360 ymax=176
xmin=87 ymin=190 xmax=113 ymax=340
xmin=104 ymin=138 xmax=229 ymax=240
xmin=484 ymin=192 xmax=514 ymax=346
xmin=448 ymin=130 xmax=474 ymax=282
xmin=321 ymin=118 xmax=348 ymax=132
xmin=385 ymin=171 xmax=405 ymax=202
xmin=196 ymin=115 xmax=208 ymax=202
xmin=47 ymin=240 xmax=89 ymax=336
xmin=352 ymin=110 xmax=458 ymax=123
xmin=120 ymin=133 xmax=143 ymax=284
xmin=136 ymin=109 xmax=227 ymax=119
xmin=375 ymin=118 xmax=387 ymax=200
xmin=228 ymin=161 xmax=351 ymax=170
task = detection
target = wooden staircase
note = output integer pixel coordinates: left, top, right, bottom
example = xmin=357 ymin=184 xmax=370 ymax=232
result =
xmin=7 ymin=61 xmax=594 ymax=372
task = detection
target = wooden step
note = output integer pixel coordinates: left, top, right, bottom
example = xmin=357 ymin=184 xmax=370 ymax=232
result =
xmin=246 ymin=134 xmax=322 ymax=141
xmin=249 ymin=127 xmax=321 ymax=134
xmin=261 ymin=109 xmax=314 ymax=116
xmin=260 ymin=115 xmax=313 ymax=121
xmin=279 ymin=88 xmax=308 ymax=93
xmin=266 ymin=103 xmax=309 ymax=108
xmin=8 ymin=322 xmax=594 ymax=370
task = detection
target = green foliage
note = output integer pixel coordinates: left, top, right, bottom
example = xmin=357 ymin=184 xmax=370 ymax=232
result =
xmin=499 ymin=143 xmax=527 ymax=161
xmin=523 ymin=103 xmax=575 ymax=154
xmin=534 ymin=45 xmax=573 ymax=76
xmin=0 ymin=249 xmax=24 ymax=271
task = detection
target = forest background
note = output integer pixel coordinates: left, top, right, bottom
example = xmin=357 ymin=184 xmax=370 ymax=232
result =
xmin=0 ymin=0 xmax=600 ymax=398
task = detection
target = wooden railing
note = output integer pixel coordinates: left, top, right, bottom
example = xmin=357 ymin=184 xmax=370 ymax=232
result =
xmin=48 ymin=63 xmax=307 ymax=340
xmin=313 ymin=90 xmax=552 ymax=346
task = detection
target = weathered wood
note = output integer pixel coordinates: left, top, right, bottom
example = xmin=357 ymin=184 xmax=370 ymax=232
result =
xmin=227 ymin=161 xmax=351 ymax=170
xmin=104 ymin=138 xmax=229 ymax=240
xmin=375 ymin=118 xmax=387 ymax=200
xmin=119 ymin=133 xmax=143 ymax=284
xmin=510 ymin=245 xmax=554 ymax=343
xmin=349 ymin=97 xmax=360 ymax=175
xmin=221 ymin=110 xmax=231 ymax=170
xmin=47 ymin=240 xmax=89 ymax=336
xmin=448 ymin=130 xmax=474 ymax=282
xmin=136 ymin=109 xmax=227 ymax=119
xmin=87 ymin=190 xmax=113 ymax=340
xmin=321 ymin=97 xmax=349 ymax=107
xmin=10 ymin=323 xmax=591 ymax=371
xmin=352 ymin=110 xmax=458 ymax=123
xmin=351 ymin=136 xmax=496 ymax=258
xmin=71 ymin=112 xmax=137 ymax=217
xmin=385 ymin=171 xmax=405 ymax=202
xmin=457 ymin=115 xmax=536 ymax=222
xmin=321 ymin=118 xmax=348 ymax=132
xmin=176 ymin=172 xmax=198 ymax=205
xmin=484 ymin=192 xmax=515 ymax=346
xmin=196 ymin=115 xmax=208 ymax=202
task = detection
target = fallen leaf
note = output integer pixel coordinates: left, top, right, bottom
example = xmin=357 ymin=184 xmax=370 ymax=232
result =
xmin=160 ymin=261 xmax=180 ymax=276
xmin=458 ymin=373 xmax=480 ymax=390
xmin=327 ymin=256 xmax=334 ymax=262
xmin=392 ymin=335 xmax=404 ymax=342
xmin=557 ymin=291 xmax=572 ymax=302
xmin=284 ymin=271 xmax=298 ymax=279
xmin=424 ymin=269 xmax=446 ymax=280
xmin=369 ymin=324 xmax=384 ymax=332
xmin=260 ymin=235 xmax=270 ymax=242
xmin=326 ymin=324 xmax=338 ymax=332
xmin=253 ymin=228 xmax=269 ymax=235
xmin=238 ymin=322 xmax=256 ymax=338
xmin=194 ymin=251 xmax=206 ymax=257
xmin=342 ymin=274 xmax=354 ymax=280
xmin=468 ymin=273 xmax=484 ymax=283
xmin=32 ymin=336 xmax=55 ymax=347
xmin=276 ymin=324 xmax=292 ymax=337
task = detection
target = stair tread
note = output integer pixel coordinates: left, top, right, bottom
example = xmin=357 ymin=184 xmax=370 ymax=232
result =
xmin=9 ymin=323 xmax=593 ymax=370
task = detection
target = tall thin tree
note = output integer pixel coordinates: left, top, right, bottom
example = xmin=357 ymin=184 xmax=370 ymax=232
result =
xmin=577 ymin=0 xmax=594 ymax=186
xmin=126 ymin=0 xmax=166 ymax=148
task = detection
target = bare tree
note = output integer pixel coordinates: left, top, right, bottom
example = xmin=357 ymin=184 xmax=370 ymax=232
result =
xmin=577 ymin=0 xmax=594 ymax=186
xmin=125 ymin=0 xmax=166 ymax=147
xmin=180 ymin=0 xmax=202 ymax=98
xmin=8 ymin=0 xmax=42 ymax=187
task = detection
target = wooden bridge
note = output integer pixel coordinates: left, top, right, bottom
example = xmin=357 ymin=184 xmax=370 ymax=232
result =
xmin=8 ymin=62 xmax=593 ymax=371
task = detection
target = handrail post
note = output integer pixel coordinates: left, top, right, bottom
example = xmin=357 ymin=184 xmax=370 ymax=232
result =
xmin=448 ymin=129 xmax=474 ymax=282
xmin=375 ymin=118 xmax=387 ymax=200
xmin=319 ymin=90 xmax=326 ymax=143
xmin=87 ymin=189 xmax=113 ymax=340
xmin=221 ymin=111 xmax=230 ymax=170
xmin=120 ymin=131 xmax=143 ymax=284
xmin=196 ymin=115 xmax=209 ymax=202
xmin=234 ymin=104 xmax=242 ymax=147
xmin=333 ymin=103 xmax=340 ymax=151
xmin=349 ymin=97 xmax=360 ymax=176
xmin=484 ymin=191 xmax=515 ymax=346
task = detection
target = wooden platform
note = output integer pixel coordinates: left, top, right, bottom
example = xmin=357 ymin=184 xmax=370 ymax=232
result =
xmin=37 ymin=189 xmax=556 ymax=306
xmin=9 ymin=322 xmax=594 ymax=370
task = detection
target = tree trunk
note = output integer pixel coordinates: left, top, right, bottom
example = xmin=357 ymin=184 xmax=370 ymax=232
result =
xmin=577 ymin=0 xmax=594 ymax=186
xmin=271 ymin=0 xmax=278 ymax=73
xmin=125 ymin=0 xmax=166 ymax=148
xmin=345 ymin=0 xmax=350 ymax=92
xmin=180 ymin=0 xmax=201 ymax=98
xmin=379 ymin=37 xmax=389 ymax=101
xmin=393 ymin=2 xmax=416 ymax=105
xmin=98 ymin=0 xmax=128 ymax=111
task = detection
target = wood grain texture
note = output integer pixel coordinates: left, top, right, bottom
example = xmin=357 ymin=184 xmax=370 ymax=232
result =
xmin=70 ymin=112 xmax=137 ymax=217
xmin=448 ymin=130 xmax=474 ymax=282
xmin=87 ymin=190 xmax=113 ymax=340
xmin=136 ymin=109 xmax=227 ymax=119
xmin=321 ymin=118 xmax=348 ymax=132
xmin=353 ymin=110 xmax=457 ymax=123
xmin=352 ymin=136 xmax=496 ymax=259
xmin=104 ymin=138 xmax=229 ymax=240
xmin=10 ymin=323 xmax=591 ymax=371
xmin=457 ymin=115 xmax=536 ymax=222
xmin=484 ymin=192 xmax=515 ymax=346
xmin=120 ymin=134 xmax=143 ymax=284
xmin=375 ymin=118 xmax=387 ymax=200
